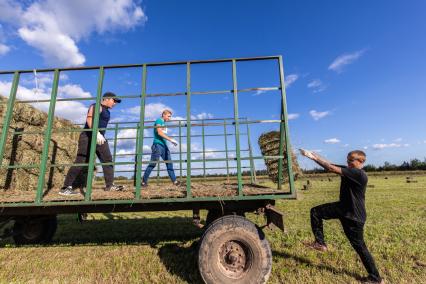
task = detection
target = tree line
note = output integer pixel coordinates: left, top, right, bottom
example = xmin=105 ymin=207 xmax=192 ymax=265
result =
xmin=303 ymin=158 xmax=426 ymax=174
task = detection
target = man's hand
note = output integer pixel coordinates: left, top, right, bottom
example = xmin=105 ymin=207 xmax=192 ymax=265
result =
xmin=170 ymin=139 xmax=178 ymax=146
xmin=299 ymin=148 xmax=315 ymax=160
xmin=300 ymin=148 xmax=342 ymax=175
xmin=97 ymin=132 xmax=106 ymax=145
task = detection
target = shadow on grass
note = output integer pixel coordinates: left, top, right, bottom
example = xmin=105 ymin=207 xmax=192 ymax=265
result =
xmin=273 ymin=250 xmax=363 ymax=281
xmin=158 ymin=242 xmax=204 ymax=284
xmin=0 ymin=216 xmax=203 ymax=248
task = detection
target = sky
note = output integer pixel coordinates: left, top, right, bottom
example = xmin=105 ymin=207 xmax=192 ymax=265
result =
xmin=0 ymin=0 xmax=426 ymax=174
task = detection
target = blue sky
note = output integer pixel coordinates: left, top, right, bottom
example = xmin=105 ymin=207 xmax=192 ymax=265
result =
xmin=1 ymin=0 xmax=426 ymax=173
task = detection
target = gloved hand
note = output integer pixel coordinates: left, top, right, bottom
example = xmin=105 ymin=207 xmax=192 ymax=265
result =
xmin=299 ymin=148 xmax=315 ymax=159
xmin=170 ymin=139 xmax=178 ymax=146
xmin=97 ymin=132 xmax=106 ymax=145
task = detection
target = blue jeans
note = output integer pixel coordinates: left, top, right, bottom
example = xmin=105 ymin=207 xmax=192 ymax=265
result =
xmin=142 ymin=143 xmax=176 ymax=184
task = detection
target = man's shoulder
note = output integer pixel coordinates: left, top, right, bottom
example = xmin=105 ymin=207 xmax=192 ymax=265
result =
xmin=342 ymin=167 xmax=367 ymax=183
xmin=154 ymin=118 xmax=164 ymax=125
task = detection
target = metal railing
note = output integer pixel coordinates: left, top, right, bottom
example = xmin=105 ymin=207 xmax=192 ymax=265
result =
xmin=0 ymin=55 xmax=296 ymax=206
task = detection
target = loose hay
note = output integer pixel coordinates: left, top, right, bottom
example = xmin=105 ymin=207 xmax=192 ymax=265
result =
xmin=0 ymin=96 xmax=87 ymax=192
xmin=0 ymin=181 xmax=286 ymax=203
xmin=258 ymin=131 xmax=301 ymax=184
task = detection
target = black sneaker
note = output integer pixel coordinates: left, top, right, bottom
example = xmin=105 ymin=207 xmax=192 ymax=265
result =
xmin=173 ymin=180 xmax=181 ymax=186
xmin=105 ymin=184 xmax=125 ymax=191
xmin=141 ymin=182 xmax=148 ymax=187
xmin=59 ymin=186 xmax=79 ymax=196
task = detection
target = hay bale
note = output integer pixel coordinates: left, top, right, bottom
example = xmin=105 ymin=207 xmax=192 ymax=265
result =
xmin=0 ymin=96 xmax=87 ymax=191
xmin=258 ymin=131 xmax=301 ymax=184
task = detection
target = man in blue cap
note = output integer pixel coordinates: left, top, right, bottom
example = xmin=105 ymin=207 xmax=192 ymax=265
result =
xmin=59 ymin=92 xmax=124 ymax=196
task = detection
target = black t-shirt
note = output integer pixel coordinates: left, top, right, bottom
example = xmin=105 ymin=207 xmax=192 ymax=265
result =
xmin=339 ymin=167 xmax=368 ymax=223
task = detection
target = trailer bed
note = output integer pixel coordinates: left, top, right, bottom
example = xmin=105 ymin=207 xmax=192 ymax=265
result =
xmin=0 ymin=182 xmax=288 ymax=203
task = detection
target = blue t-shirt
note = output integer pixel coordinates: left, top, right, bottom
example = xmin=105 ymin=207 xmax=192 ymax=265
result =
xmin=153 ymin=118 xmax=167 ymax=146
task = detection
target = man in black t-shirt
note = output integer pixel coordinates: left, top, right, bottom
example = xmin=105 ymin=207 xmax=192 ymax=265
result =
xmin=300 ymin=149 xmax=383 ymax=284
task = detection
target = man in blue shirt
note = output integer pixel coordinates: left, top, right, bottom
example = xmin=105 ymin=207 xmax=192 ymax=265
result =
xmin=59 ymin=92 xmax=124 ymax=196
xmin=142 ymin=109 xmax=179 ymax=187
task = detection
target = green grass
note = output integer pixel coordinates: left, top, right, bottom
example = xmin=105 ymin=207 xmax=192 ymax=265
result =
xmin=0 ymin=173 xmax=425 ymax=283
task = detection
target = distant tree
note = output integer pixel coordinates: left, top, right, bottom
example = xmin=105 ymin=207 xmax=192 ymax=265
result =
xmin=363 ymin=164 xmax=377 ymax=172
xmin=410 ymin=159 xmax=422 ymax=169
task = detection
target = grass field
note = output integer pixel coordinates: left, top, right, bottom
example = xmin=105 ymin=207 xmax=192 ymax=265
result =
xmin=0 ymin=173 xmax=425 ymax=283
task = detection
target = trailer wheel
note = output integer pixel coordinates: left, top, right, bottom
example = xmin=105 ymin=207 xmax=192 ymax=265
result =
xmin=205 ymin=210 xmax=246 ymax=228
xmin=13 ymin=215 xmax=57 ymax=245
xmin=205 ymin=209 xmax=221 ymax=227
xmin=198 ymin=215 xmax=271 ymax=284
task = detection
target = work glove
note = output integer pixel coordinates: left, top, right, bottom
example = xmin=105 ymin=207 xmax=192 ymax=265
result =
xmin=96 ymin=132 xmax=106 ymax=145
xmin=170 ymin=139 xmax=178 ymax=146
xmin=299 ymin=148 xmax=315 ymax=159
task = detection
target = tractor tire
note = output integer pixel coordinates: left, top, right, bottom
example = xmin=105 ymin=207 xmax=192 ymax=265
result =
xmin=198 ymin=215 xmax=272 ymax=284
xmin=205 ymin=209 xmax=222 ymax=227
xmin=13 ymin=215 xmax=57 ymax=245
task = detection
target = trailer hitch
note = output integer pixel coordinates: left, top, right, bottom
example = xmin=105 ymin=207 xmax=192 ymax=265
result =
xmin=264 ymin=204 xmax=285 ymax=231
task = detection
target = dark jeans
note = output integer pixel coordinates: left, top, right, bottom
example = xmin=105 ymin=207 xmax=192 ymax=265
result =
xmin=63 ymin=132 xmax=114 ymax=188
xmin=310 ymin=202 xmax=381 ymax=281
xmin=142 ymin=143 xmax=176 ymax=184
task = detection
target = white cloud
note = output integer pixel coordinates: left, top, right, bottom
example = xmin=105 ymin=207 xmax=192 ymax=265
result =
xmin=145 ymin=103 xmax=173 ymax=120
xmin=288 ymin=113 xmax=299 ymax=120
xmin=363 ymin=146 xmax=368 ymax=150
xmin=309 ymin=110 xmax=330 ymax=121
xmin=125 ymin=103 xmax=173 ymax=121
xmin=0 ymin=43 xmax=10 ymax=55
xmin=0 ymin=0 xmax=147 ymax=66
xmin=372 ymin=143 xmax=410 ymax=150
xmin=0 ymin=80 xmax=89 ymax=123
xmin=191 ymin=112 xmax=213 ymax=120
xmin=0 ymin=1 xmax=23 ymax=24
xmin=58 ymin=84 xmax=91 ymax=98
xmin=394 ymin=137 xmax=403 ymax=142
xmin=307 ymin=80 xmax=322 ymax=88
xmin=285 ymin=74 xmax=299 ymax=88
xmin=254 ymin=90 xmax=267 ymax=96
xmin=343 ymin=143 xmax=349 ymax=147
xmin=324 ymin=138 xmax=340 ymax=144
xmin=19 ymin=25 xmax=85 ymax=66
xmin=328 ymin=49 xmax=366 ymax=73
xmin=307 ymin=79 xmax=326 ymax=93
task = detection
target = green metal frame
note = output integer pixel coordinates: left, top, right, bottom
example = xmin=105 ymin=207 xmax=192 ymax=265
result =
xmin=0 ymin=55 xmax=296 ymax=208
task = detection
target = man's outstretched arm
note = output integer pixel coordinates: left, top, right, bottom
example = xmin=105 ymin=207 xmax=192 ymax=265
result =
xmin=300 ymin=149 xmax=342 ymax=175
xmin=156 ymin=127 xmax=178 ymax=146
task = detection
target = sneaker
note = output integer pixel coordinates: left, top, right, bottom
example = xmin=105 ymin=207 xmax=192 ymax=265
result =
xmin=360 ymin=276 xmax=384 ymax=284
xmin=141 ymin=182 xmax=148 ymax=187
xmin=105 ymin=184 xmax=125 ymax=191
xmin=302 ymin=241 xmax=328 ymax=252
xmin=59 ymin=186 xmax=79 ymax=196
xmin=173 ymin=180 xmax=181 ymax=186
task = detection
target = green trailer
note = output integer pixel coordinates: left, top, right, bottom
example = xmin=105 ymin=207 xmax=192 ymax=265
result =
xmin=0 ymin=55 xmax=296 ymax=284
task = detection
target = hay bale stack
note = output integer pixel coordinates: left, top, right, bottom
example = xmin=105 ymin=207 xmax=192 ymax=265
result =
xmin=258 ymin=131 xmax=301 ymax=184
xmin=0 ymin=95 xmax=85 ymax=191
